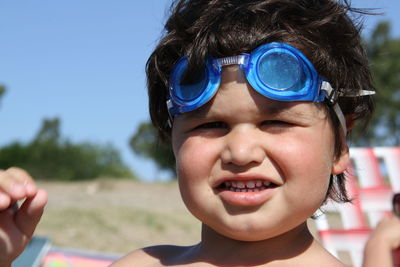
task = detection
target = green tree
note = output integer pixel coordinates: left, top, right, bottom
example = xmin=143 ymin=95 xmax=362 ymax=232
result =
xmin=352 ymin=21 xmax=400 ymax=145
xmin=33 ymin=117 xmax=61 ymax=144
xmin=0 ymin=85 xmax=5 ymax=105
xmin=130 ymin=122 xmax=175 ymax=176
xmin=367 ymin=22 xmax=400 ymax=145
xmin=0 ymin=117 xmax=135 ymax=180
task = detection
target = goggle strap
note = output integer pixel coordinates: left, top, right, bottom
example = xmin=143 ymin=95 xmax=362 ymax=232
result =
xmin=321 ymin=81 xmax=338 ymax=104
xmin=320 ymin=82 xmax=347 ymax=134
xmin=167 ymin=117 xmax=173 ymax=128
xmin=166 ymin=99 xmax=175 ymax=127
xmin=322 ymin=81 xmax=375 ymax=99
xmin=333 ymin=103 xmax=347 ymax=136
xmin=342 ymin=90 xmax=376 ymax=97
xmin=213 ymin=54 xmax=249 ymax=71
xmin=333 ymin=89 xmax=375 ymax=135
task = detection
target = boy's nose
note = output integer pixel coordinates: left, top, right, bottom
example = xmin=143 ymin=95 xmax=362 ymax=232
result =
xmin=220 ymin=127 xmax=266 ymax=167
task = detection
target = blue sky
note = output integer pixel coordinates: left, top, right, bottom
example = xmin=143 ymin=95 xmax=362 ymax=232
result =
xmin=0 ymin=0 xmax=399 ymax=181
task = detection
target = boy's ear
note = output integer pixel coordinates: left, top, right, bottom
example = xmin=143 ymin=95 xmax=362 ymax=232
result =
xmin=332 ymin=145 xmax=350 ymax=175
xmin=345 ymin=114 xmax=356 ymax=132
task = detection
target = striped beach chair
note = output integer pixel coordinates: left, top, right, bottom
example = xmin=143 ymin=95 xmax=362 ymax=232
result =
xmin=315 ymin=147 xmax=400 ymax=267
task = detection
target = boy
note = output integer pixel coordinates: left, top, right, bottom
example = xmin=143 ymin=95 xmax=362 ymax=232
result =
xmin=0 ymin=0 xmax=375 ymax=266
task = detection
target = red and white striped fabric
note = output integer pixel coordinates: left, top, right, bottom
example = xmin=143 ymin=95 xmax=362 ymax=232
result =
xmin=315 ymin=147 xmax=400 ymax=267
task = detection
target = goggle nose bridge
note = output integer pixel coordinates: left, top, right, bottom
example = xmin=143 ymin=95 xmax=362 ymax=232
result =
xmin=212 ymin=54 xmax=250 ymax=73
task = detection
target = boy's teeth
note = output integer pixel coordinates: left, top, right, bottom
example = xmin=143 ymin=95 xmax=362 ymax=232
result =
xmin=246 ymin=181 xmax=255 ymax=188
xmin=224 ymin=180 xmax=273 ymax=192
xmin=236 ymin=181 xmax=245 ymax=189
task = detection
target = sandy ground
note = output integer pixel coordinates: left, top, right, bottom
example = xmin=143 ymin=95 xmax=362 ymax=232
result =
xmin=35 ymin=179 xmax=201 ymax=255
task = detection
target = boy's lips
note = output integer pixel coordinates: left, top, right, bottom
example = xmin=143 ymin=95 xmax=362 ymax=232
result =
xmin=213 ymin=174 xmax=280 ymax=207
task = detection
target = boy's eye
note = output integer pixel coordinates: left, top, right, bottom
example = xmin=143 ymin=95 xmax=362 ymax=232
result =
xmin=261 ymin=120 xmax=293 ymax=127
xmin=195 ymin=121 xmax=227 ymax=130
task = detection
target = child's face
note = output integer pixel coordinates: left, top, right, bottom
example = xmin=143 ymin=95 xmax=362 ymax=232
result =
xmin=171 ymin=66 xmax=349 ymax=241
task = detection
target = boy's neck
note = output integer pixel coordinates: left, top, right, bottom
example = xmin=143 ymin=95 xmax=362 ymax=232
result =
xmin=194 ymin=222 xmax=318 ymax=266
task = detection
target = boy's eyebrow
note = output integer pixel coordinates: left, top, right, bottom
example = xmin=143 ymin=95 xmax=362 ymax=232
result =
xmin=180 ymin=106 xmax=211 ymax=120
xmin=181 ymin=101 xmax=315 ymax=121
xmin=260 ymin=101 xmax=313 ymax=120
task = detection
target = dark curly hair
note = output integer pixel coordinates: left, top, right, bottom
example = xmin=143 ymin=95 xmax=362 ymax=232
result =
xmin=146 ymin=0 xmax=375 ymax=204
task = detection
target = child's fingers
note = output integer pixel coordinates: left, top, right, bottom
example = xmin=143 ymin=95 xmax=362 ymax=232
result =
xmin=0 ymin=191 xmax=12 ymax=210
xmin=0 ymin=170 xmax=22 ymax=209
xmin=6 ymin=167 xmax=36 ymax=184
xmin=5 ymin=167 xmax=38 ymax=197
xmin=14 ymin=189 xmax=48 ymax=238
xmin=0 ymin=168 xmax=38 ymax=201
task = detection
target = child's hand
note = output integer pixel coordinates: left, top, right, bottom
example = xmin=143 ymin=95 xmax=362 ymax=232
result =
xmin=0 ymin=167 xmax=48 ymax=266
xmin=369 ymin=215 xmax=400 ymax=251
xmin=363 ymin=214 xmax=400 ymax=267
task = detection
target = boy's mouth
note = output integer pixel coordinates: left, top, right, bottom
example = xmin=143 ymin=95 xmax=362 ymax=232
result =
xmin=217 ymin=180 xmax=278 ymax=192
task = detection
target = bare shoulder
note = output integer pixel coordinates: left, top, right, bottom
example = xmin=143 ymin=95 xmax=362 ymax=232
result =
xmin=110 ymin=248 xmax=157 ymax=267
xmin=314 ymin=256 xmax=346 ymax=267
xmin=110 ymin=245 xmax=194 ymax=267
xmin=306 ymin=247 xmax=347 ymax=267
xmin=299 ymin=240 xmax=347 ymax=267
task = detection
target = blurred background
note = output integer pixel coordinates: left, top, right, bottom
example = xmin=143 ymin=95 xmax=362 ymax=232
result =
xmin=0 ymin=0 xmax=399 ymax=263
xmin=0 ymin=0 xmax=399 ymax=182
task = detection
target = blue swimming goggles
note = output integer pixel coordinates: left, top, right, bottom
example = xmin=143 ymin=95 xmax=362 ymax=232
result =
xmin=167 ymin=42 xmax=374 ymax=133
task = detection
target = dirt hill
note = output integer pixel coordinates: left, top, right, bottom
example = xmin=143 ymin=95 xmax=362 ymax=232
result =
xmin=35 ymin=179 xmax=201 ymax=255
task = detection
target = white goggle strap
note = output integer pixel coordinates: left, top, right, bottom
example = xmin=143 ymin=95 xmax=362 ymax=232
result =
xmin=343 ymin=90 xmax=376 ymax=97
xmin=321 ymin=81 xmax=375 ymax=136
xmin=321 ymin=81 xmax=347 ymax=135
xmin=333 ymin=103 xmax=347 ymax=136
xmin=166 ymin=99 xmax=174 ymax=128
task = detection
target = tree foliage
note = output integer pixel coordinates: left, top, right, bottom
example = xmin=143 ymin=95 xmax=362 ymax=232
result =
xmin=0 ymin=118 xmax=134 ymax=180
xmin=351 ymin=22 xmax=400 ymax=145
xmin=0 ymin=85 xmax=5 ymax=105
xmin=363 ymin=21 xmax=400 ymax=145
xmin=129 ymin=122 xmax=175 ymax=175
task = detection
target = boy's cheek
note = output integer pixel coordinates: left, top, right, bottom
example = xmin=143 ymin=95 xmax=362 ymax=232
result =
xmin=174 ymin=137 xmax=217 ymax=172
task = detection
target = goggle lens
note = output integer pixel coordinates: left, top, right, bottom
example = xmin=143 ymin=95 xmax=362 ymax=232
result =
xmin=173 ymin=60 xmax=208 ymax=101
xmin=258 ymin=52 xmax=302 ymax=91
